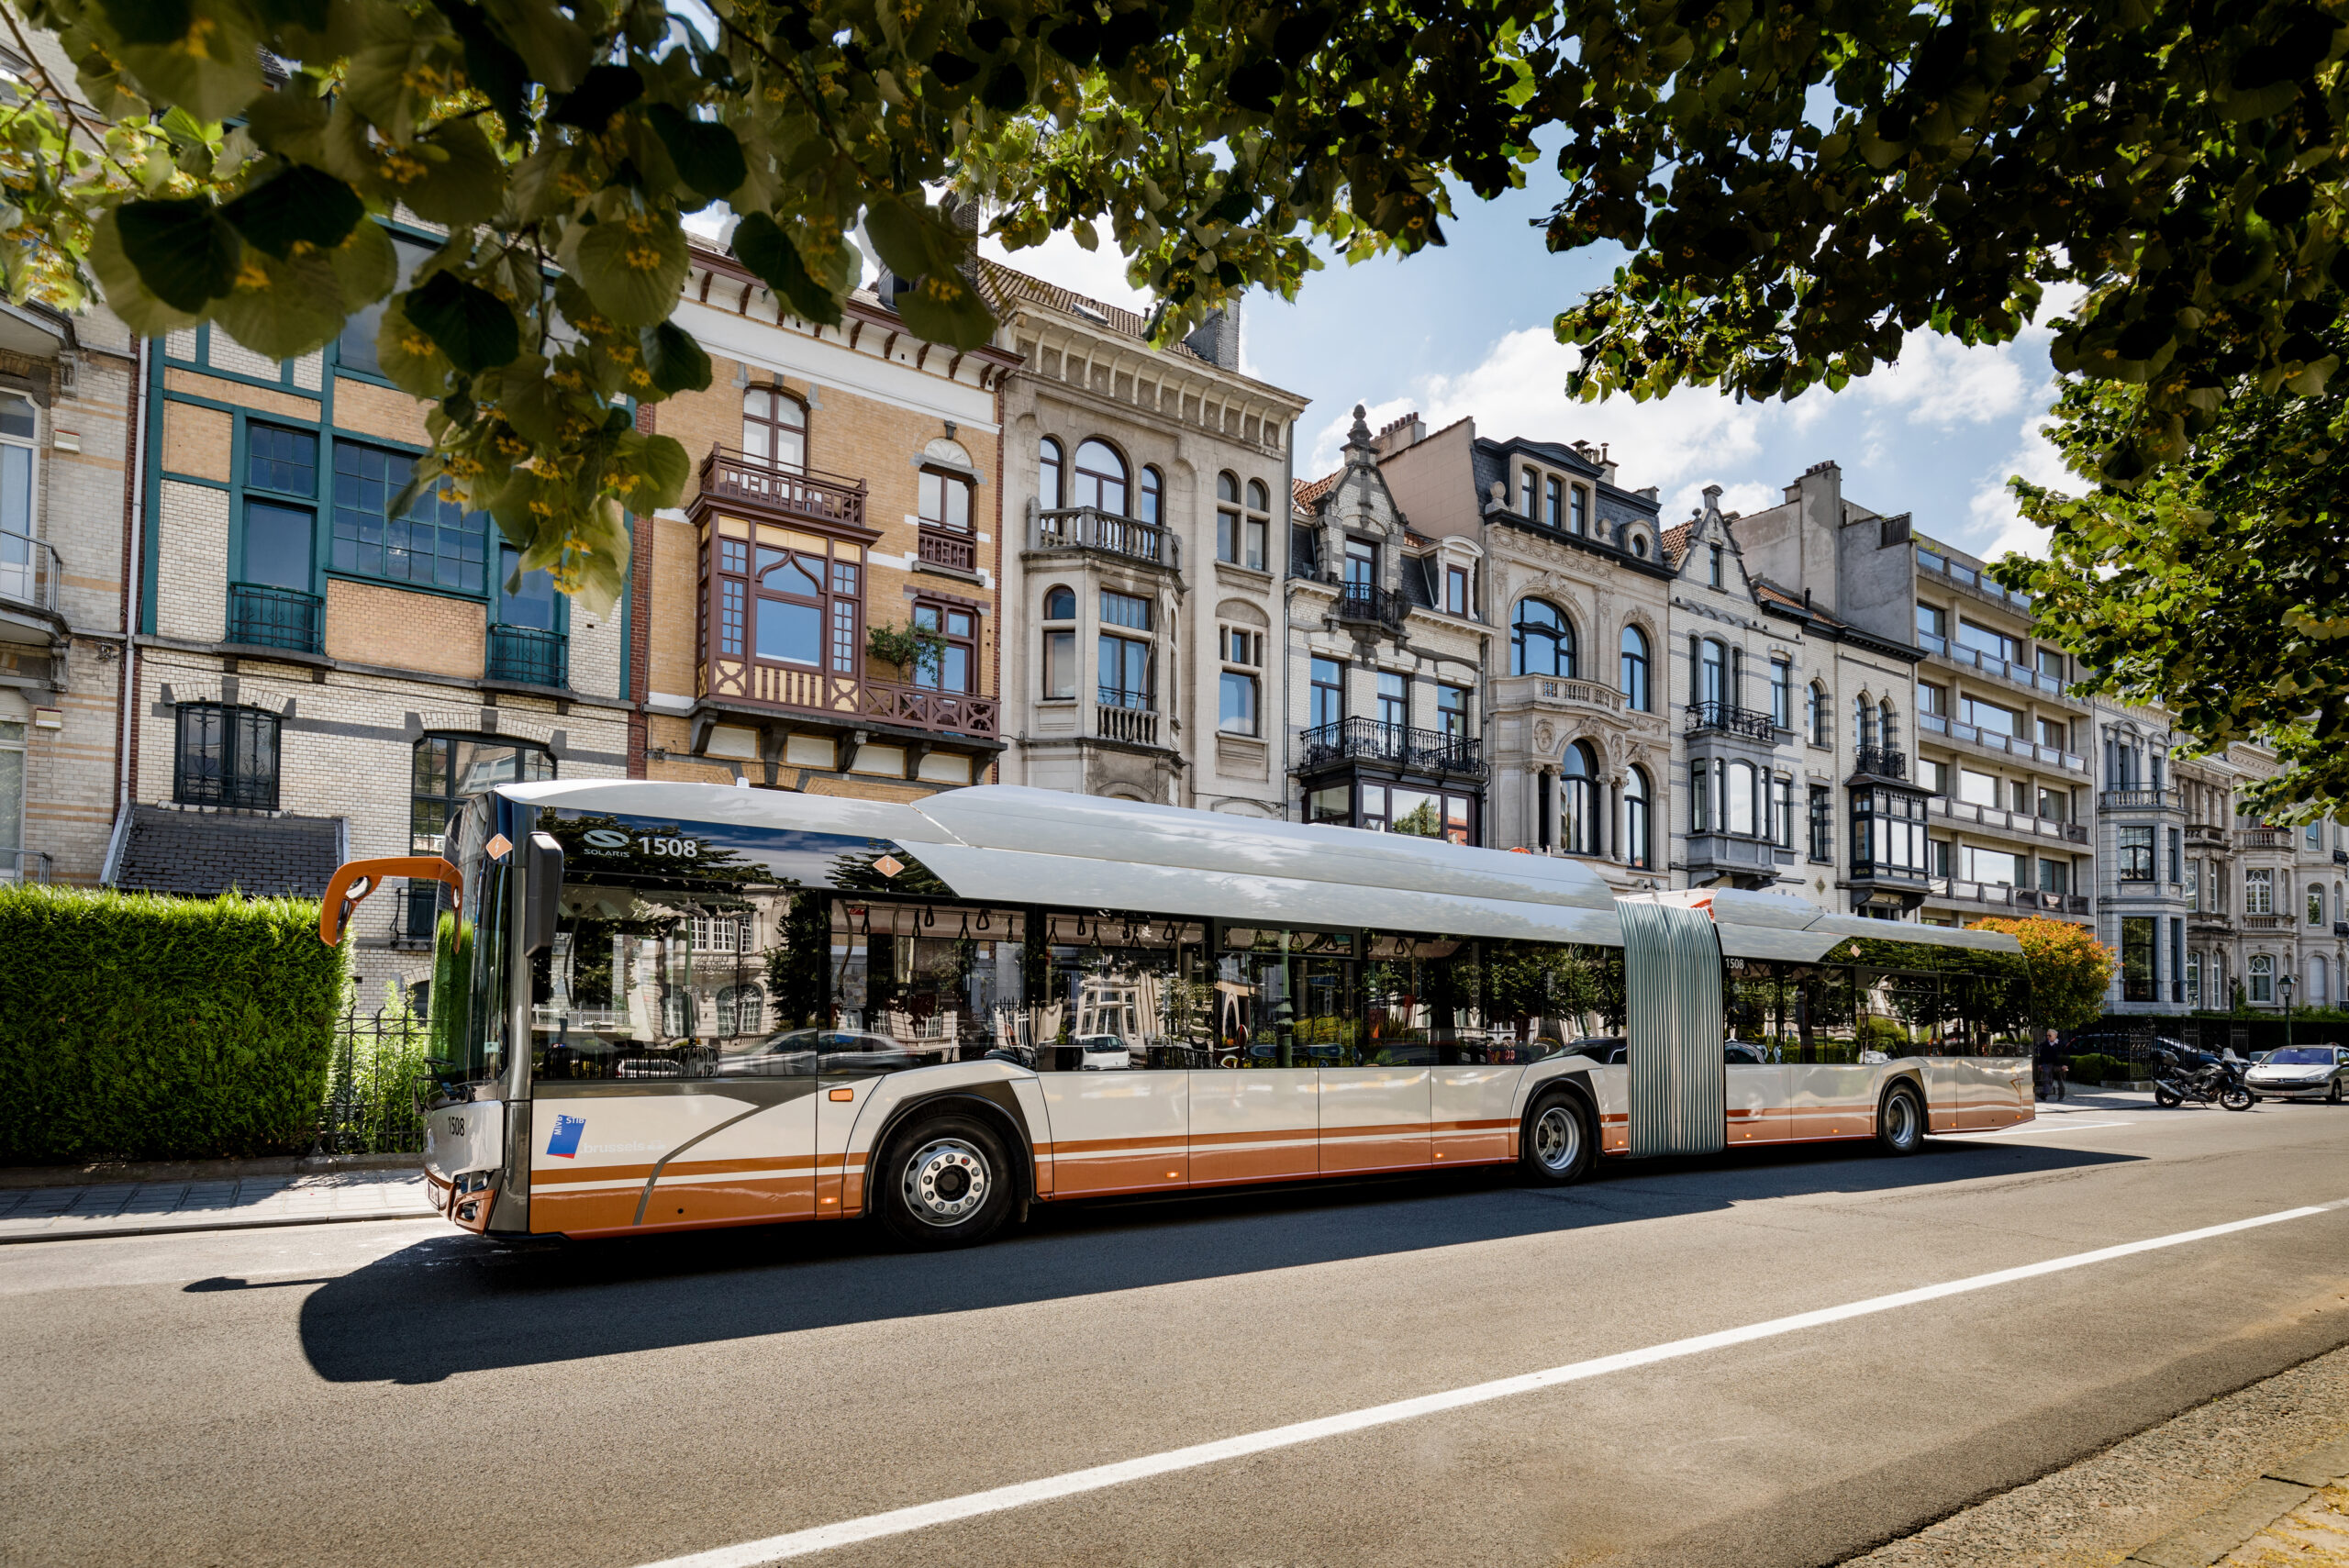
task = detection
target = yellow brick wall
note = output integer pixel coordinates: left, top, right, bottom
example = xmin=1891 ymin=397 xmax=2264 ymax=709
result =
xmin=331 ymin=375 xmax=433 ymax=447
xmin=325 ymin=578 xmax=485 ymax=678
xmin=649 ymin=513 xmax=700 ymax=700
xmin=161 ymin=402 xmax=232 ymax=481
xmin=162 ymin=369 xmax=318 ymax=423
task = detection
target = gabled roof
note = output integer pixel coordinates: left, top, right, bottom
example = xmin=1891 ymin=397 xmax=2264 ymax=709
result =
xmin=1753 ymin=575 xmax=1855 ymax=631
xmin=976 ymin=260 xmax=1211 ymax=363
xmin=1293 ymin=471 xmax=1341 ymax=510
xmin=1659 ymin=521 xmax=1693 ymax=567
xmin=111 ymin=805 xmax=345 ymax=900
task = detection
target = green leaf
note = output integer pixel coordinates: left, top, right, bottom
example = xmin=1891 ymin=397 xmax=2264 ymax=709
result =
xmin=480 ymin=0 xmax=592 ymax=93
xmin=639 ymin=321 xmax=712 ymax=397
xmin=99 ymin=0 xmax=192 ymax=45
xmin=551 ymin=64 xmax=644 ymax=132
xmin=729 ymin=213 xmax=842 ymax=325
xmin=493 ymin=356 xmax=562 ymax=446
xmin=375 ymin=295 xmax=456 ymax=398
xmin=404 ymin=271 xmax=519 ymax=375
xmin=218 ymin=164 xmax=365 ymax=259
xmin=431 ymin=0 xmax=529 ymax=126
xmin=399 ymin=118 xmax=507 ymax=228
xmin=116 ymin=198 xmax=241 ymax=313
xmin=328 ymin=218 xmax=398 ymax=312
xmin=892 ymin=270 xmax=998 ymax=351
xmin=573 ymin=215 xmax=688 ymax=327
xmin=117 ymin=0 xmax=266 ymax=122
xmin=88 ymin=210 xmax=206 ymax=338
xmin=863 ymin=193 xmax=948 ymax=280
xmin=613 ymin=429 xmax=690 ymax=510
xmin=645 ymin=104 xmax=746 ymax=202
xmin=209 ymin=247 xmax=346 ymax=359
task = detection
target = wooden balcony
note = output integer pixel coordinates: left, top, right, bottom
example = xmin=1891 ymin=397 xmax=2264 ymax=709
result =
xmin=696 ymin=447 xmax=867 ymax=530
xmin=697 ymin=656 xmax=999 ymax=742
xmin=918 ymin=525 xmax=976 ymax=573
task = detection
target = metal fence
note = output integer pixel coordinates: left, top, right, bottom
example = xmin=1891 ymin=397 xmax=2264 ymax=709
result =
xmin=311 ymin=1004 xmax=430 ymax=1155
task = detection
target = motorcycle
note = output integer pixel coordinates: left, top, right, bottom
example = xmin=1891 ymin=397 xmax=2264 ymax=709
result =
xmin=2150 ymin=1041 xmax=2257 ymax=1111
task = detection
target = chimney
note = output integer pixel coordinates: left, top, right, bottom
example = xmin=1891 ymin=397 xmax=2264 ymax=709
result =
xmin=1184 ymin=303 xmax=1243 ymax=372
xmin=1375 ymin=411 xmax=1426 ymax=458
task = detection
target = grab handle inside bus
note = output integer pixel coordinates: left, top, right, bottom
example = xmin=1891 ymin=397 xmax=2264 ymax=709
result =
xmin=318 ymin=857 xmax=462 ymax=947
xmin=523 ymin=832 xmax=564 ymax=956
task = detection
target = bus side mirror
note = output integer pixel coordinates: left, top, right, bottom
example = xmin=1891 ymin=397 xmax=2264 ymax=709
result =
xmin=524 ymin=833 xmax=564 ymax=956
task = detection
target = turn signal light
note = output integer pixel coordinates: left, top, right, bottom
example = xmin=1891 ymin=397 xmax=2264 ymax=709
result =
xmin=829 ymin=1088 xmax=854 ymax=1102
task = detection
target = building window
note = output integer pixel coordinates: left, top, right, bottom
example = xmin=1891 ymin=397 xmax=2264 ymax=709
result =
xmin=2121 ymin=917 xmax=2155 ymax=1003
xmin=1960 ymin=695 xmax=2023 ymax=738
xmin=0 ymin=394 xmax=29 ymax=550
xmin=715 ymin=983 xmax=764 ymax=1037
xmin=337 ymin=235 xmax=432 ymax=377
xmin=1691 ymin=755 xmax=1709 ymax=834
xmin=2186 ymin=857 xmax=2200 ymax=910
xmin=720 ymin=534 xmax=863 ymax=674
xmin=1510 ymin=599 xmax=1574 ymax=678
xmin=1569 ymin=484 xmax=1588 ymax=535
xmin=248 ymin=423 xmax=316 ymax=496
xmin=1343 ymin=535 xmax=1378 ymax=587
xmin=1376 ymin=671 xmax=1408 ymax=728
xmin=911 ymin=600 xmax=975 ymax=692
xmin=411 ymin=735 xmax=553 ymax=854
xmin=2036 ymin=647 xmax=2065 ymax=684
xmin=2040 ymin=858 xmax=2069 ymax=895
xmin=1041 ymin=584 xmax=1075 ymax=699
xmin=1878 ymin=701 xmax=1898 ymax=751
xmin=1211 ymin=476 xmax=1266 ymax=568
xmin=1219 ymin=627 xmax=1262 ymax=736
xmin=1852 ymin=695 xmax=1876 ymax=749
xmin=2246 ymin=866 xmax=2273 ymax=916
xmin=1445 ymin=564 xmax=1470 ymax=617
xmin=2310 ymin=884 xmax=2327 ymax=927
xmin=2308 ymin=820 xmax=2324 ymax=849
xmin=1039 ymin=437 xmax=1064 ymax=510
xmin=1917 ymin=681 xmax=1946 ymax=717
xmin=1961 ymin=844 xmax=2026 ymax=884
xmin=1809 ymin=785 xmax=1832 ymax=862
xmin=2313 ymin=954 xmax=2330 ymax=1004
xmin=2038 ymin=785 xmax=2067 ymax=822
xmin=1854 ymin=787 xmax=1929 ymax=876
xmin=1916 ymin=601 xmax=1947 ymax=645
xmin=1708 ymin=544 xmax=1723 ymax=587
xmin=2249 ymin=952 xmax=2274 ymax=1004
xmin=1216 ymin=473 xmax=1242 ymax=563
xmin=1620 ymin=625 xmax=1650 ymax=710
xmin=1436 ymin=684 xmax=1468 ymax=740
xmin=2167 ymin=827 xmax=2182 ymax=884
xmin=1770 ymin=658 xmax=1792 ymax=728
xmin=173 ymin=703 xmax=281 ymax=811
xmin=1543 ymin=474 xmax=1563 ymax=528
xmin=1726 ymin=759 xmax=1757 ymax=836
xmin=1309 ymin=657 xmax=1345 ymax=729
xmin=332 ymin=443 xmax=488 ymax=592
xmin=1359 ymin=783 xmax=1476 ymax=844
xmin=1957 ymin=618 xmax=2022 ymax=665
xmin=918 ymin=468 xmax=973 ymax=533
xmin=742 ymin=386 xmax=807 ymax=470
xmin=1808 ymin=683 xmax=1829 ymax=746
xmin=1916 ymin=758 xmax=1949 ymax=795
xmin=1626 ymin=765 xmax=1653 ymax=869
xmin=0 ymin=717 xmax=20 ymax=877
xmin=1519 ymin=466 xmax=1536 ymax=516
xmin=1139 ymin=466 xmax=1163 ymax=527
xmin=1072 ymin=439 xmax=1129 ymax=514
xmin=1699 ymin=639 xmax=1727 ymax=706
xmin=1097 ymin=589 xmax=1152 ymax=709
xmin=1773 ymin=775 xmax=1793 ymax=849
xmin=1560 ymin=741 xmax=1600 ymax=856
xmin=240 ymin=500 xmax=314 ymax=595
xmin=2187 ymin=950 xmax=2202 ymax=1006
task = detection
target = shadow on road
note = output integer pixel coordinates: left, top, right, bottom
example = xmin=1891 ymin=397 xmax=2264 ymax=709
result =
xmin=297 ymin=1138 xmax=2139 ymax=1385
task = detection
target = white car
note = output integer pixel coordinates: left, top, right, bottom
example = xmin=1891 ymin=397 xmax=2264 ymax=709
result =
xmin=2244 ymin=1044 xmax=2349 ymax=1103
xmin=1074 ymin=1034 xmax=1134 ymax=1071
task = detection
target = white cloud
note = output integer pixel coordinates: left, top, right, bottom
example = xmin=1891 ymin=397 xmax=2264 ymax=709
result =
xmin=1672 ymin=479 xmax=1779 ymax=520
xmin=1954 ymin=385 xmax=2075 ymax=562
xmin=1860 ymin=331 xmax=2036 ymax=428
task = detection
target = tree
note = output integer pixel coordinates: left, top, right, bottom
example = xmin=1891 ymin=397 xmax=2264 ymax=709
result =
xmin=0 ymin=0 xmax=1553 ymax=608
xmin=1970 ymin=917 xmax=2114 ymax=1032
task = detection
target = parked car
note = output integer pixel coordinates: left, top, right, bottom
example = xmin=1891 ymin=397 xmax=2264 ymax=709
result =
xmin=2243 ymin=1044 xmax=2348 ymax=1103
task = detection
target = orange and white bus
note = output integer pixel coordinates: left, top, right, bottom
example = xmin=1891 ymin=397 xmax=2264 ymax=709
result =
xmin=320 ymin=782 xmax=2034 ymax=1247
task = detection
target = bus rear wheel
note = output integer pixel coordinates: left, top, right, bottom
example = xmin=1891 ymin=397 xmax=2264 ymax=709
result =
xmin=875 ymin=1110 xmax=1015 ymax=1249
xmin=1520 ymin=1092 xmax=1594 ymax=1186
xmin=1876 ymin=1082 xmax=1925 ymax=1155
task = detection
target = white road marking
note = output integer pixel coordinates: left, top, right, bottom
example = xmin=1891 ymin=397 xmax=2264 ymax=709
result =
xmin=1951 ymin=1119 xmax=2136 ymax=1138
xmin=633 ymin=1199 xmax=2346 ymax=1568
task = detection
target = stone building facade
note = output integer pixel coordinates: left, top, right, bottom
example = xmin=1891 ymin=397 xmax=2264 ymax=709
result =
xmin=986 ymin=267 xmax=1308 ymax=815
xmin=633 ymin=251 xmax=1018 ymax=805
xmin=1376 ymin=414 xmax=1668 ymax=874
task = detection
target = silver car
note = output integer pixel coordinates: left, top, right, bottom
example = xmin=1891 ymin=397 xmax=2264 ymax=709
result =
xmin=2244 ymin=1044 xmax=2348 ymax=1103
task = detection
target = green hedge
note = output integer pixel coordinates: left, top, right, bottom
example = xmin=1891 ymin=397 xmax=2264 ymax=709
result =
xmin=0 ymin=884 xmax=349 ymax=1162
xmin=2065 ymin=1051 xmax=2134 ymax=1085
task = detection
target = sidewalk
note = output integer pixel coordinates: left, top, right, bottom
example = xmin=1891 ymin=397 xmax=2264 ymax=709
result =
xmin=0 ymin=1162 xmax=437 ymax=1243
xmin=1845 ymin=1343 xmax=2349 ymax=1567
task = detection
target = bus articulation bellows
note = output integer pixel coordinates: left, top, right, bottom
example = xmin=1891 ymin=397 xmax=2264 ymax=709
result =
xmin=319 ymin=783 xmax=2034 ymax=1246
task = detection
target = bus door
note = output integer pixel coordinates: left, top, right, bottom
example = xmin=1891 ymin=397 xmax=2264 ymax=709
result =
xmin=1027 ymin=912 xmax=1193 ymax=1197
xmin=1316 ymin=937 xmax=1431 ymax=1174
xmin=1190 ymin=929 xmax=1321 ymax=1185
xmin=1617 ymin=899 xmax=1726 ymax=1156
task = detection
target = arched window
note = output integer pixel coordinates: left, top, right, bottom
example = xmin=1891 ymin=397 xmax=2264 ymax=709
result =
xmin=1878 ymin=700 xmax=1898 ymax=751
xmin=1216 ymin=472 xmax=1241 ymax=562
xmin=1809 ymin=683 xmax=1829 ymax=745
xmin=742 ymin=387 xmax=806 ymax=471
xmin=1139 ymin=465 xmax=1163 ymax=526
xmin=1854 ymin=695 xmax=1876 ymax=748
xmin=1072 ymin=439 xmax=1129 ymax=514
xmin=2249 ymin=953 xmax=2275 ymax=1004
xmin=2313 ymin=955 xmax=2331 ymax=1005
xmin=1039 ymin=437 xmax=1064 ymax=510
xmin=1620 ymin=625 xmax=1650 ymax=711
xmin=1728 ymin=760 xmax=1756 ymax=836
xmin=1699 ymin=638 xmax=1727 ymax=706
xmin=1560 ymin=741 xmax=1601 ymax=856
xmin=716 ymin=984 xmax=764 ymax=1037
xmin=2310 ymin=884 xmax=2327 ymax=927
xmin=1041 ymin=585 xmax=1076 ymax=699
xmin=1625 ymin=765 xmax=1652 ymax=870
xmin=1511 ymin=598 xmax=1574 ymax=677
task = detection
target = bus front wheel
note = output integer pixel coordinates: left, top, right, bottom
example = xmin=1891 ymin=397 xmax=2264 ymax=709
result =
xmin=1876 ymin=1082 xmax=1925 ymax=1155
xmin=1520 ymin=1092 xmax=1595 ymax=1186
xmin=875 ymin=1110 xmax=1016 ymax=1249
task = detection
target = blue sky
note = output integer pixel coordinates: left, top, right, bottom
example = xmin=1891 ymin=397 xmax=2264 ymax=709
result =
xmin=978 ymin=144 xmax=2077 ymax=566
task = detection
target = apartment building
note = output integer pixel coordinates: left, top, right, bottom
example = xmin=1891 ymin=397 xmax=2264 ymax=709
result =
xmin=0 ymin=299 xmax=134 ymax=887
xmin=638 ymin=251 xmax=1019 ymax=802
xmin=986 ymin=269 xmax=1308 ymax=815
xmin=1283 ymin=408 xmax=1489 ymax=840
xmin=2091 ymin=693 xmax=2193 ymax=1009
xmin=1374 ymin=414 xmax=1667 ymax=869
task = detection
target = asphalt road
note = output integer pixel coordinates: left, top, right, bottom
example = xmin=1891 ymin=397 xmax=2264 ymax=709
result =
xmin=5 ymin=1096 xmax=2347 ymax=1568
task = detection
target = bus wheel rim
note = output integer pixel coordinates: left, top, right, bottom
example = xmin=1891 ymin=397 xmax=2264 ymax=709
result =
xmin=1534 ymin=1105 xmax=1579 ymax=1171
xmin=1888 ymin=1093 xmax=1917 ymax=1145
xmin=905 ymin=1138 xmax=990 ymax=1226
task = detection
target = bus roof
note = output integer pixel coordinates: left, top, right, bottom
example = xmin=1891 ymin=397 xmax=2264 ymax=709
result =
xmin=495 ymin=781 xmax=2022 ymax=960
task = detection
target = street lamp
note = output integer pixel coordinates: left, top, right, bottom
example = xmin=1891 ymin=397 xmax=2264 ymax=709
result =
xmin=2279 ymin=972 xmax=2297 ymax=1053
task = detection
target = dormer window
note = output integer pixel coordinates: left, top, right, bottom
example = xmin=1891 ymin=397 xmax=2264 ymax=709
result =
xmin=1631 ymin=533 xmax=1650 ymax=559
xmin=1709 ymin=544 xmax=1724 ymax=587
xmin=1570 ymin=484 xmax=1589 ymax=535
xmin=1343 ymin=537 xmax=1378 ymax=587
xmin=1543 ymin=474 xmax=1563 ymax=528
xmin=1520 ymin=467 xmax=1537 ymax=517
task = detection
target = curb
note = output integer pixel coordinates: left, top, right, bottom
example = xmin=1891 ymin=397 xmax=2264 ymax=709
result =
xmin=0 ymin=1153 xmax=423 ymax=1190
xmin=0 ymin=1206 xmax=442 ymax=1245
xmin=2122 ymin=1430 xmax=2349 ymax=1568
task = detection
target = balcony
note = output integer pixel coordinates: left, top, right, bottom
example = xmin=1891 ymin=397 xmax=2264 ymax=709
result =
xmin=1095 ymin=692 xmax=1159 ymax=746
xmin=1925 ymin=876 xmax=2092 ymax=919
xmin=1687 ymin=830 xmax=1780 ymax=881
xmin=1297 ymin=717 xmax=1487 ymax=780
xmin=2241 ymin=912 xmax=2291 ymax=930
xmin=1491 ymin=673 xmax=1626 ymax=718
xmin=1329 ymin=581 xmax=1408 ymax=631
xmin=2187 ymin=823 xmax=2231 ymax=849
xmin=2238 ymin=828 xmax=2295 ymax=851
xmin=227 ymin=582 xmax=323 ymax=653
xmin=0 ymin=848 xmax=50 ymax=883
xmin=917 ymin=525 xmax=977 ymax=574
xmin=1916 ymin=710 xmax=2087 ymax=773
xmin=1917 ymin=544 xmax=2036 ymax=616
xmin=1916 ymin=632 xmax=2072 ymax=700
xmin=1687 ymin=701 xmax=1776 ymax=742
xmin=1929 ymin=794 xmax=2090 ymax=845
xmin=1853 ymin=744 xmax=1908 ymax=781
xmin=1033 ymin=506 xmax=1177 ymax=571
xmin=2334 ymin=849 xmax=2347 ymax=866
xmin=486 ymin=625 xmax=567 ymax=689
xmin=2190 ymin=911 xmax=2233 ymax=934
xmin=697 ymin=447 xmax=867 ymax=530
xmin=2336 ymin=920 xmax=2349 ymax=938
xmin=0 ymin=528 xmax=61 ymax=618
xmin=2100 ymin=787 xmax=2181 ymax=812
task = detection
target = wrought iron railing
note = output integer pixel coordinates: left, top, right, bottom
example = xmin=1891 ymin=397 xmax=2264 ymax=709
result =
xmin=487 ymin=624 xmax=568 ymax=688
xmin=310 ymin=1003 xmax=430 ymax=1156
xmin=1297 ymin=717 xmax=1486 ymax=778
xmin=1330 ymin=581 xmax=1406 ymax=628
xmin=1035 ymin=506 xmax=1176 ymax=569
xmin=1687 ymin=700 xmax=1776 ymax=741
xmin=1853 ymin=744 xmax=1908 ymax=780
xmin=227 ymin=582 xmax=323 ymax=652
xmin=918 ymin=525 xmax=976 ymax=573
xmin=0 ymin=527 xmax=60 ymax=616
xmin=697 ymin=447 xmax=867 ymax=528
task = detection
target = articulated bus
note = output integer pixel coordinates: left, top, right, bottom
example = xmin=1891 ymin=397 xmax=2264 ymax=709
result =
xmin=319 ymin=782 xmax=2034 ymax=1248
